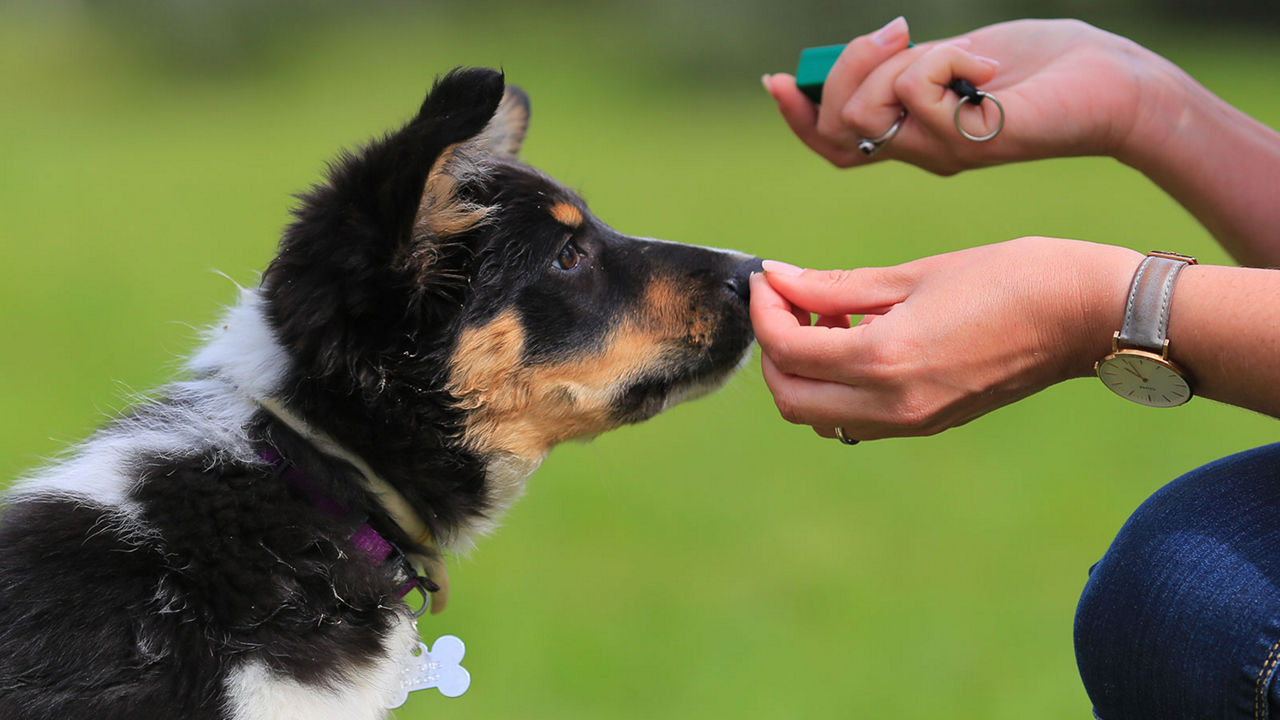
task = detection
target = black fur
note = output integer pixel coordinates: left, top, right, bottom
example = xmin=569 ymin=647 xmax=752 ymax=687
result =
xmin=0 ymin=498 xmax=227 ymax=718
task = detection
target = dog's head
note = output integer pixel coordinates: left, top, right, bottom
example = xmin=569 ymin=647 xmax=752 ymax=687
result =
xmin=261 ymin=68 xmax=758 ymax=539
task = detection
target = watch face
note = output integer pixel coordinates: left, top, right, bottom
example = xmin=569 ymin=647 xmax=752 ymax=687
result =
xmin=1097 ymin=352 xmax=1192 ymax=407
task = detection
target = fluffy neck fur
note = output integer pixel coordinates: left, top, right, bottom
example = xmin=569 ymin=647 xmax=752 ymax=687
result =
xmin=190 ymin=288 xmax=530 ymax=552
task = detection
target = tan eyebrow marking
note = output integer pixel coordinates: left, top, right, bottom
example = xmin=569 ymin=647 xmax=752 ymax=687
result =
xmin=549 ymin=202 xmax=584 ymax=228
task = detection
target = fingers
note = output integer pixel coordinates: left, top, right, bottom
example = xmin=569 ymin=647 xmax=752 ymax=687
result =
xmin=748 ymin=269 xmax=810 ymax=327
xmin=751 ymin=263 xmax=914 ymax=383
xmin=893 ymin=43 xmax=1002 ymax=141
xmin=815 ymin=16 xmax=912 ymax=147
xmin=833 ymin=38 xmax=962 ymax=145
xmin=750 ymin=272 xmax=864 ymax=383
xmin=752 ymin=261 xmax=920 ymax=442
xmin=763 ymin=16 xmax=911 ymax=167
xmin=760 ymin=352 xmax=868 ymax=428
xmin=763 ymin=74 xmax=861 ymax=166
xmin=761 ymin=263 xmax=915 ymax=317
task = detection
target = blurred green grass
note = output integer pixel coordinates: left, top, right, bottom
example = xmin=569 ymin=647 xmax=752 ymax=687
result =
xmin=2 ymin=5 xmax=1278 ymax=719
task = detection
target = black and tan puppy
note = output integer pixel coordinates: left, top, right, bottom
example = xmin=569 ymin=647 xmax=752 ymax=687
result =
xmin=0 ymin=69 xmax=760 ymax=719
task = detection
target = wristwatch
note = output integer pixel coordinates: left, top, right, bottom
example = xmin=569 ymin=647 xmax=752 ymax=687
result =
xmin=1095 ymin=251 xmax=1197 ymax=407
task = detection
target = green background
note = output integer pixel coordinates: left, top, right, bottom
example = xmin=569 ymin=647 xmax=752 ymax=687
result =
xmin=1 ymin=4 xmax=1277 ymax=718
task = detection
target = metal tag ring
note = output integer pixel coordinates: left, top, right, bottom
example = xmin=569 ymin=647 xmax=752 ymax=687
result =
xmin=954 ymin=91 xmax=1004 ymax=142
xmin=407 ymin=577 xmax=432 ymax=618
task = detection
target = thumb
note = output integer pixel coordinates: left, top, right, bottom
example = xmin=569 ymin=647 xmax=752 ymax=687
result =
xmin=761 ymin=260 xmax=915 ymax=316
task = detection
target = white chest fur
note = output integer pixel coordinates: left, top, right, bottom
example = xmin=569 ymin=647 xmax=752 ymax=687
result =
xmin=222 ymin=614 xmax=418 ymax=720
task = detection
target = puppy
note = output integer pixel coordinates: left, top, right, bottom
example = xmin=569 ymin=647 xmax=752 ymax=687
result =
xmin=0 ymin=68 xmax=760 ymax=719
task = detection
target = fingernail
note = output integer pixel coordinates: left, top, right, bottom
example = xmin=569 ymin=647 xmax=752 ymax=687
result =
xmin=761 ymin=73 xmax=772 ymax=92
xmin=761 ymin=259 xmax=803 ymax=276
xmin=976 ymin=55 xmax=1000 ymax=70
xmin=871 ymin=16 xmax=908 ymax=47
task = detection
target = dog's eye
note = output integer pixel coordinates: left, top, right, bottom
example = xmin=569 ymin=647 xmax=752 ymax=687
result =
xmin=556 ymin=240 xmax=583 ymax=271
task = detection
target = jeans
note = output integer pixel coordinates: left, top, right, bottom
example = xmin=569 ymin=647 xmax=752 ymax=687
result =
xmin=1076 ymin=443 xmax=1280 ymax=720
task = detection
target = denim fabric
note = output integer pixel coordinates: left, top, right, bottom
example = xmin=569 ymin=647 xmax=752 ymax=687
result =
xmin=1076 ymin=443 xmax=1280 ymax=720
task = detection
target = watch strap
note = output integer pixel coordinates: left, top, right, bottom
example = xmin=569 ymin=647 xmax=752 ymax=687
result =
xmin=1117 ymin=252 xmax=1196 ymax=353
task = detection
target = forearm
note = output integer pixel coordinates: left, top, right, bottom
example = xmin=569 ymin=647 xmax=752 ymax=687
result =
xmin=1118 ymin=57 xmax=1280 ymax=267
xmin=1053 ymin=242 xmax=1280 ymax=418
xmin=1166 ymin=264 xmax=1280 ymax=417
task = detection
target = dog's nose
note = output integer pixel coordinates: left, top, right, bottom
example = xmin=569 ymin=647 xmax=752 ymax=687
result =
xmin=724 ymin=256 xmax=764 ymax=302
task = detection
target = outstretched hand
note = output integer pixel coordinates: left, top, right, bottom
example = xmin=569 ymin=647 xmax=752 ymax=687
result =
xmin=749 ymin=238 xmax=1141 ymax=441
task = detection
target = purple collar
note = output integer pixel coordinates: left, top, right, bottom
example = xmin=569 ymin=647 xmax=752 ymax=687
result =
xmin=260 ymin=446 xmax=434 ymax=607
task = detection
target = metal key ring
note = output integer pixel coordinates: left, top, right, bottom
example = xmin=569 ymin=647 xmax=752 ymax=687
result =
xmin=857 ymin=111 xmax=906 ymax=157
xmin=954 ymin=91 xmax=1005 ymax=142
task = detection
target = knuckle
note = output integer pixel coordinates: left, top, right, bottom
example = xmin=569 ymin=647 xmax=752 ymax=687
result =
xmin=773 ymin=392 xmax=805 ymax=425
xmin=839 ymin=96 xmax=873 ymax=130
xmin=860 ymin=341 xmax=915 ymax=384
xmin=813 ymin=123 xmax=835 ymax=145
xmin=886 ymin=264 xmax=919 ymax=286
xmin=771 ymin=353 xmax=802 ymax=377
xmin=833 ymin=37 xmax=872 ymax=68
xmin=766 ymin=336 xmax=796 ymax=366
xmin=892 ymin=72 xmax=924 ymax=105
xmin=820 ymin=268 xmax=854 ymax=290
xmin=815 ymin=115 xmax=845 ymax=144
xmin=925 ymin=42 xmax=964 ymax=61
xmin=860 ymin=349 xmax=897 ymax=384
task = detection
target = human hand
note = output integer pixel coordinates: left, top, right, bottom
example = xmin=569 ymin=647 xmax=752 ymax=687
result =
xmin=762 ymin=18 xmax=1175 ymax=174
xmin=749 ymin=238 xmax=1142 ymax=441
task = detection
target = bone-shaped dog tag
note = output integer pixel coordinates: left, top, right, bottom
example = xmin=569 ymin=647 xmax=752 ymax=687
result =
xmin=387 ymin=635 xmax=471 ymax=708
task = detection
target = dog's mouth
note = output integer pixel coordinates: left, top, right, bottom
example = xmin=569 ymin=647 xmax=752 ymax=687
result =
xmin=611 ymin=328 xmax=755 ymax=425
xmin=609 ymin=261 xmax=759 ymax=424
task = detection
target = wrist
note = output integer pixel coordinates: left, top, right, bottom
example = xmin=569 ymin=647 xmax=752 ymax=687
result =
xmin=1059 ymin=241 xmax=1145 ymax=379
xmin=1111 ymin=47 xmax=1217 ymax=171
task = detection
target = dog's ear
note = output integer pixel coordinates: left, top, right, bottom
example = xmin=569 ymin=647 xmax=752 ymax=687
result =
xmin=411 ymin=81 xmax=530 ymax=243
xmin=445 ymin=83 xmax=529 ymax=160
xmin=373 ymin=67 xmax=515 ymax=249
xmin=265 ymin=68 xmax=524 ymax=385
